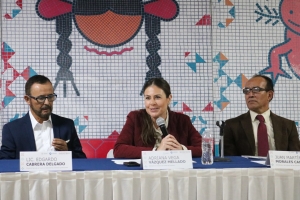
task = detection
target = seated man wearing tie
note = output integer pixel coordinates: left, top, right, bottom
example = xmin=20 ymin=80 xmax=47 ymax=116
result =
xmin=224 ymin=74 xmax=300 ymax=156
xmin=0 ymin=75 xmax=86 ymax=159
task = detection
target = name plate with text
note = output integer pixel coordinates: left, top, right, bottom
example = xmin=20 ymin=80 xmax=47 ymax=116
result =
xmin=20 ymin=151 xmax=72 ymax=171
xmin=142 ymin=150 xmax=193 ymax=169
xmin=266 ymin=150 xmax=300 ymax=169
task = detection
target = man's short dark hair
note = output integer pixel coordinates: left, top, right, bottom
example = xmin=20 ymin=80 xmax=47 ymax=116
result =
xmin=25 ymin=75 xmax=52 ymax=95
xmin=252 ymin=74 xmax=274 ymax=92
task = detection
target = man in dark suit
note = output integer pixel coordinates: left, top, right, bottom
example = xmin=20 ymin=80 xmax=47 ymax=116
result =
xmin=224 ymin=75 xmax=300 ymax=156
xmin=0 ymin=75 xmax=86 ymax=159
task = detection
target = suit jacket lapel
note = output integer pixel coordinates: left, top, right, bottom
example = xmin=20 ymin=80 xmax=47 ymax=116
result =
xmin=240 ymin=112 xmax=255 ymax=154
xmin=51 ymin=114 xmax=60 ymax=138
xmin=167 ymin=111 xmax=175 ymax=134
xmin=270 ymin=112 xmax=282 ymax=150
xmin=23 ymin=113 xmax=37 ymax=151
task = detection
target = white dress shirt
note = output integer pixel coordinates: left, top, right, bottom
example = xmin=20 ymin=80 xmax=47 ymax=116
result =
xmin=249 ymin=109 xmax=275 ymax=156
xmin=29 ymin=111 xmax=54 ymax=152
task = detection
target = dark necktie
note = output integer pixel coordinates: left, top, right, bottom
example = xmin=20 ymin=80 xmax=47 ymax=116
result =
xmin=256 ymin=115 xmax=269 ymax=156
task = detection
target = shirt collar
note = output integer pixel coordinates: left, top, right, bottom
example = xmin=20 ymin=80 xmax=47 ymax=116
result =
xmin=249 ymin=109 xmax=270 ymax=122
xmin=29 ymin=110 xmax=52 ymax=129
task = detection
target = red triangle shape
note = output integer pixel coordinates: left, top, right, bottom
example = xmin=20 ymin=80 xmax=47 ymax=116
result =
xmin=108 ymin=130 xmax=120 ymax=139
xmin=185 ymin=52 xmax=190 ymax=57
xmin=183 ymin=103 xmax=192 ymax=112
xmin=21 ymin=66 xmax=31 ymax=80
xmin=1 ymin=52 xmax=15 ymax=62
xmin=202 ymin=102 xmax=214 ymax=111
xmin=16 ymin=0 xmax=22 ymax=9
xmin=6 ymin=80 xmax=13 ymax=87
xmin=3 ymin=63 xmax=13 ymax=71
xmin=4 ymin=14 xmax=12 ymax=19
xmin=6 ymin=81 xmax=15 ymax=96
xmin=196 ymin=15 xmax=211 ymax=26
xmin=13 ymin=69 xmax=20 ymax=80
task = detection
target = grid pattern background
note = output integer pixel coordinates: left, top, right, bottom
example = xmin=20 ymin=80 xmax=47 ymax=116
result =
xmin=1 ymin=0 xmax=299 ymax=144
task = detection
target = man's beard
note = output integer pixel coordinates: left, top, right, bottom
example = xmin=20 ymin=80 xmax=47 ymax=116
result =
xmin=31 ymin=104 xmax=52 ymax=120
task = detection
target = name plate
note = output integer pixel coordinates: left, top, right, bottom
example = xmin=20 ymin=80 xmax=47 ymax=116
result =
xmin=20 ymin=151 xmax=72 ymax=171
xmin=142 ymin=150 xmax=193 ymax=169
xmin=266 ymin=150 xmax=300 ymax=169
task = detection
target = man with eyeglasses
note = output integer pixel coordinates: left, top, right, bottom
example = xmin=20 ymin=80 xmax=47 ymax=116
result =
xmin=224 ymin=74 xmax=300 ymax=156
xmin=0 ymin=75 xmax=86 ymax=159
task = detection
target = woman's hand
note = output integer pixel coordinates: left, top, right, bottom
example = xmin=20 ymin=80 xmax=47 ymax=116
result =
xmin=157 ymin=135 xmax=182 ymax=151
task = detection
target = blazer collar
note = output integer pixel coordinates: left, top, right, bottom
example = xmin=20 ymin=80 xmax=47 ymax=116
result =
xmin=23 ymin=113 xmax=37 ymax=150
xmin=167 ymin=111 xmax=176 ymax=134
xmin=25 ymin=113 xmax=61 ymax=147
xmin=240 ymin=111 xmax=255 ymax=155
xmin=270 ymin=112 xmax=283 ymax=149
xmin=50 ymin=114 xmax=60 ymax=138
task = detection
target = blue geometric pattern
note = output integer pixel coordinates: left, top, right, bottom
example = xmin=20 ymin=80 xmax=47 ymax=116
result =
xmin=12 ymin=9 xmax=21 ymax=18
xmin=213 ymin=53 xmax=229 ymax=69
xmin=229 ymin=7 xmax=235 ymax=18
xmin=199 ymin=127 xmax=207 ymax=135
xmin=3 ymin=43 xmax=14 ymax=52
xmin=199 ymin=116 xmax=207 ymax=124
xmin=213 ymin=52 xmax=245 ymax=111
xmin=234 ymin=74 xmax=244 ymax=89
xmin=3 ymin=97 xmax=15 ymax=108
xmin=217 ymin=0 xmax=235 ymax=28
xmin=74 ymin=117 xmax=87 ymax=134
xmin=186 ymin=53 xmax=206 ymax=72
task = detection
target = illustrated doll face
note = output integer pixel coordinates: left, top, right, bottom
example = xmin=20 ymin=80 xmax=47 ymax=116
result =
xmin=73 ymin=0 xmax=144 ymax=47
xmin=36 ymin=0 xmax=179 ymax=95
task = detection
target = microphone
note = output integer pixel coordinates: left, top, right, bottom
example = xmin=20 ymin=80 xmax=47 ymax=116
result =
xmin=156 ymin=117 xmax=169 ymax=138
xmin=214 ymin=121 xmax=231 ymax=162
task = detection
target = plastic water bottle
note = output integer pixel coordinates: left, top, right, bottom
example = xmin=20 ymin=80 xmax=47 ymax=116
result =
xmin=201 ymin=130 xmax=214 ymax=165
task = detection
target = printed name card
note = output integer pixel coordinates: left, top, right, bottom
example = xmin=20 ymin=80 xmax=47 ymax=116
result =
xmin=266 ymin=150 xmax=300 ymax=169
xmin=20 ymin=151 xmax=72 ymax=171
xmin=141 ymin=150 xmax=193 ymax=169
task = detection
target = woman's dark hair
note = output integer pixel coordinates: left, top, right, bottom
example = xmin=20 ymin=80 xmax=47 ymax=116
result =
xmin=140 ymin=78 xmax=171 ymax=145
xmin=142 ymin=78 xmax=171 ymax=98
xmin=25 ymin=75 xmax=51 ymax=95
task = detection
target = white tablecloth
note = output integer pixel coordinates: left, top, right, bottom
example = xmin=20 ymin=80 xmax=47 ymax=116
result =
xmin=1 ymin=168 xmax=300 ymax=200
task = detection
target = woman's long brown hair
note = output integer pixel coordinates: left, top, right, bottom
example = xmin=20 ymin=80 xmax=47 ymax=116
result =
xmin=141 ymin=78 xmax=171 ymax=145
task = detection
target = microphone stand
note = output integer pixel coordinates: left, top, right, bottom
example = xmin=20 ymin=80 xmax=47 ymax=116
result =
xmin=214 ymin=121 xmax=231 ymax=162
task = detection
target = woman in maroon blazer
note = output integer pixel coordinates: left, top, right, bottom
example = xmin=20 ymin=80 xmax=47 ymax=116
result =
xmin=113 ymin=78 xmax=202 ymax=158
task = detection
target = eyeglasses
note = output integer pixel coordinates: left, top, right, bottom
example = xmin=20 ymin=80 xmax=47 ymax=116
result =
xmin=242 ymin=87 xmax=268 ymax=94
xmin=28 ymin=93 xmax=57 ymax=103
